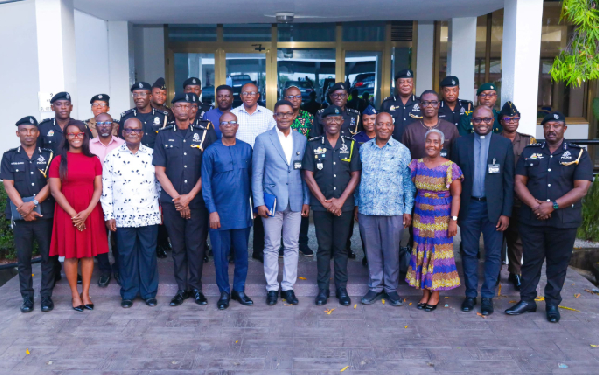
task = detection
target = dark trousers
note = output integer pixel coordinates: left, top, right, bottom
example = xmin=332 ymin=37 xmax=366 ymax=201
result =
xmin=163 ymin=203 xmax=207 ymax=291
xmin=117 ymin=225 xmax=159 ymax=300
xmin=504 ymin=207 xmax=523 ymax=275
xmin=459 ymin=199 xmax=503 ymax=299
xmin=97 ymin=228 xmax=119 ymax=276
xmin=210 ymin=228 xmax=250 ymax=293
xmin=157 ymin=223 xmax=169 ymax=246
xmin=252 ymin=216 xmax=265 ymax=257
xmin=519 ymin=224 xmax=577 ymax=306
xmin=299 ymin=215 xmax=309 ymax=248
xmin=13 ymin=219 xmax=55 ymax=299
xmin=313 ymin=210 xmax=352 ymax=290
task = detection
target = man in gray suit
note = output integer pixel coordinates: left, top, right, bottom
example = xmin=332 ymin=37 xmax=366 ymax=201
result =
xmin=252 ymin=100 xmax=310 ymax=306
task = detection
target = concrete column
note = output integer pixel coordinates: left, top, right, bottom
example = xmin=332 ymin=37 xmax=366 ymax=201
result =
xmin=34 ymin=0 xmax=77 ymax=118
xmin=416 ymin=21 xmax=434 ymax=96
xmin=447 ymin=17 xmax=477 ymax=103
xmin=501 ymin=0 xmax=544 ymax=137
xmin=108 ymin=21 xmax=134 ymax=115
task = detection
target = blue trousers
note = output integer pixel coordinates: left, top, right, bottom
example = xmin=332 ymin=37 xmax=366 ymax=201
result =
xmin=459 ymin=199 xmax=502 ymax=299
xmin=209 ymin=228 xmax=250 ymax=293
xmin=117 ymin=225 xmax=159 ymax=300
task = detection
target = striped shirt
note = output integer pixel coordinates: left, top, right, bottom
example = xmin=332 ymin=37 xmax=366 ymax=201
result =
xmin=231 ymin=104 xmax=277 ymax=148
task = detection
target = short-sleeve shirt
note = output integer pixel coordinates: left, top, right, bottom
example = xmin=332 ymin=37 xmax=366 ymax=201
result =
xmin=401 ymin=119 xmax=460 ymax=159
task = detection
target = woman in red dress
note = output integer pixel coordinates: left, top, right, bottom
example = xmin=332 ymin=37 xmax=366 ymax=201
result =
xmin=49 ymin=120 xmax=108 ymax=312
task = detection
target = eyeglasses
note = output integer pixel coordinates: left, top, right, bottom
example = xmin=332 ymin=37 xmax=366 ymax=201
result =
xmin=96 ymin=121 xmax=112 ymax=126
xmin=241 ymin=92 xmax=258 ymax=97
xmin=324 ymin=117 xmax=343 ymax=123
xmin=472 ymin=117 xmax=494 ymax=124
xmin=330 ymin=93 xmax=348 ymax=99
xmin=67 ymin=132 xmax=85 ymax=139
xmin=421 ymin=100 xmax=440 ymax=107
xmin=275 ymin=112 xmax=294 ymax=119
xmin=132 ymin=93 xmax=148 ymax=98
xmin=285 ymin=95 xmax=302 ymax=100
xmin=91 ymin=103 xmax=108 ymax=108
xmin=123 ymin=129 xmax=143 ymax=134
xmin=502 ymin=117 xmax=520 ymax=123
xmin=219 ymin=121 xmax=238 ymax=126
xmin=479 ymin=93 xmax=497 ymax=99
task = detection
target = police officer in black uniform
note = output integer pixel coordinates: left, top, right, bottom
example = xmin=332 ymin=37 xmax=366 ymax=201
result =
xmin=38 ymin=91 xmax=90 ymax=154
xmin=380 ymin=69 xmax=422 ymax=141
xmin=438 ymin=76 xmax=473 ymax=127
xmin=310 ymin=82 xmax=361 ymax=138
xmin=118 ymin=82 xmax=168 ymax=149
xmin=151 ymin=77 xmax=174 ymax=122
xmin=1 ymin=116 xmax=56 ymax=313
xmin=153 ymin=93 xmax=211 ymax=307
xmin=505 ymin=111 xmax=593 ymax=323
xmin=183 ymin=77 xmax=213 ymax=120
xmin=303 ymin=105 xmax=361 ymax=307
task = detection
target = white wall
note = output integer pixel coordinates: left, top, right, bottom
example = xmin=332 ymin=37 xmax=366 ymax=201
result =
xmin=447 ymin=17 xmax=477 ymax=103
xmin=132 ymin=25 xmax=165 ymax=83
xmin=108 ymin=21 xmax=134 ymax=115
xmin=416 ymin=21 xmax=434 ymax=96
xmin=0 ymin=0 xmax=40 ymax=153
xmin=75 ymin=10 xmax=110 ymax=121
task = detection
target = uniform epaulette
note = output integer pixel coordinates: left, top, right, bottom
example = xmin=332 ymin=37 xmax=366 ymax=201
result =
xmin=347 ymin=108 xmax=360 ymax=114
xmin=567 ymin=142 xmax=583 ymax=148
xmin=316 ymin=108 xmax=325 ymax=114
xmin=40 ymin=147 xmax=53 ymax=153
xmin=460 ymin=99 xmax=474 ymax=105
xmin=525 ymin=143 xmax=542 ymax=148
xmin=7 ymin=146 xmax=19 ymax=152
xmin=39 ymin=118 xmax=53 ymax=124
xmin=159 ymin=124 xmax=175 ymax=131
xmin=120 ymin=108 xmax=135 ymax=117
xmin=308 ymin=136 xmax=321 ymax=142
xmin=342 ymin=135 xmax=355 ymax=141
xmin=194 ymin=119 xmax=211 ymax=130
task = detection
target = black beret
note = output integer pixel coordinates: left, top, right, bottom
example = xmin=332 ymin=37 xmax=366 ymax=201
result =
xmin=90 ymin=94 xmax=110 ymax=105
xmin=440 ymin=76 xmax=459 ymax=88
xmin=171 ymin=93 xmax=188 ymax=105
xmin=50 ymin=92 xmax=71 ymax=104
xmin=394 ymin=69 xmax=413 ymax=80
xmin=500 ymin=101 xmax=520 ymax=117
xmin=185 ymin=93 xmax=199 ymax=104
xmin=541 ymin=111 xmax=566 ymax=125
xmin=328 ymin=82 xmax=348 ymax=94
xmin=183 ymin=77 xmax=201 ymax=88
xmin=16 ymin=116 xmax=38 ymax=127
xmin=476 ymin=82 xmax=496 ymax=96
xmin=131 ymin=82 xmax=152 ymax=91
xmin=152 ymin=77 xmax=167 ymax=90
xmin=321 ymin=105 xmax=343 ymax=118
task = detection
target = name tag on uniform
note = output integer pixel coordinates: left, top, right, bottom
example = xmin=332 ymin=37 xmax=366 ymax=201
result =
xmin=293 ymin=160 xmax=302 ymax=170
xmin=488 ymin=159 xmax=500 ymax=174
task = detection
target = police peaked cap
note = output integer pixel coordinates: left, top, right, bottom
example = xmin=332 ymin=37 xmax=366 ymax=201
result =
xmin=328 ymin=82 xmax=348 ymax=94
xmin=183 ymin=77 xmax=201 ymax=88
xmin=50 ymin=91 xmax=71 ymax=104
xmin=440 ymin=76 xmax=459 ymax=88
xmin=152 ymin=77 xmax=167 ymax=90
xmin=171 ymin=93 xmax=188 ymax=104
xmin=362 ymin=105 xmax=377 ymax=116
xmin=541 ymin=111 xmax=566 ymax=125
xmin=394 ymin=69 xmax=413 ymax=80
xmin=185 ymin=93 xmax=199 ymax=103
xmin=131 ymin=82 xmax=152 ymax=91
xmin=90 ymin=94 xmax=110 ymax=105
xmin=16 ymin=116 xmax=38 ymax=127
xmin=321 ymin=105 xmax=343 ymax=118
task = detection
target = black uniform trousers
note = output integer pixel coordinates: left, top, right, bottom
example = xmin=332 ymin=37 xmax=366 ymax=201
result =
xmin=252 ymin=217 xmax=265 ymax=257
xmin=13 ymin=218 xmax=55 ymax=299
xmin=313 ymin=210 xmax=353 ymax=290
xmin=299 ymin=216 xmax=310 ymax=248
xmin=97 ymin=228 xmax=119 ymax=276
xmin=162 ymin=203 xmax=207 ymax=291
xmin=518 ymin=223 xmax=578 ymax=306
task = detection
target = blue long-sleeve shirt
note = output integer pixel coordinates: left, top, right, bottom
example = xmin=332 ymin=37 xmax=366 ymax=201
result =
xmin=202 ymin=108 xmax=226 ymax=139
xmin=201 ymin=139 xmax=253 ymax=230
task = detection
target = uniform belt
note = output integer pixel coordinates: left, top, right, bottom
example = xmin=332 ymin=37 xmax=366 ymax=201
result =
xmin=471 ymin=196 xmax=487 ymax=201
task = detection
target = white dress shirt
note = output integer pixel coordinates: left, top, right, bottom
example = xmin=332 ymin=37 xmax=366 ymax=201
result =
xmin=100 ymin=144 xmax=161 ymax=228
xmin=277 ymin=128 xmax=293 ymax=165
xmin=231 ymin=104 xmax=277 ymax=148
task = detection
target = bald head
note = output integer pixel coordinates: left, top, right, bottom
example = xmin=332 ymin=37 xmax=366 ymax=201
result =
xmin=472 ymin=105 xmax=494 ymax=136
xmin=375 ymin=112 xmax=394 ymax=143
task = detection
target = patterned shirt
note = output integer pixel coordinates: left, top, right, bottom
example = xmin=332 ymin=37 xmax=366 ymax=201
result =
xmin=291 ymin=110 xmax=313 ymax=138
xmin=231 ymin=104 xmax=277 ymax=148
xmin=100 ymin=144 xmax=161 ymax=228
xmin=356 ymin=137 xmax=415 ymax=215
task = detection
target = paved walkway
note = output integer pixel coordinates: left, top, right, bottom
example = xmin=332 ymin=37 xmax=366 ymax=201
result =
xmin=0 ymin=223 xmax=598 ymax=374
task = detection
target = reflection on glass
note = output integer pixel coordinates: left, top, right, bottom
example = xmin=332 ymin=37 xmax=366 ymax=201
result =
xmin=342 ymin=22 xmax=385 ymax=42
xmin=223 ymin=24 xmax=271 ymax=41
xmin=390 ymin=47 xmax=411 ymax=97
xmin=226 ymin=53 xmax=267 ymax=107
xmin=278 ymin=23 xmax=335 ymax=42
xmin=277 ymin=48 xmax=335 ymax=111
xmin=345 ymin=51 xmax=382 ymax=108
xmin=168 ymin=25 xmax=217 ymax=42
xmin=174 ymin=53 xmax=215 ymax=105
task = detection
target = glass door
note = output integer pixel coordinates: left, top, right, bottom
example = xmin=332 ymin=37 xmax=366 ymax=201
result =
xmin=173 ymin=53 xmax=216 ymax=106
xmin=225 ymin=52 xmax=267 ymax=108
xmin=345 ymin=50 xmax=383 ymax=108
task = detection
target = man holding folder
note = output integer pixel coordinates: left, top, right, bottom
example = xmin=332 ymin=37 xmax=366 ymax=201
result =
xmin=252 ymin=100 xmax=310 ymax=306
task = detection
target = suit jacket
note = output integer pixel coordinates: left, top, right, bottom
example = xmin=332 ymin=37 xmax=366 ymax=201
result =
xmin=451 ymin=133 xmax=514 ymax=223
xmin=252 ymin=128 xmax=309 ymax=212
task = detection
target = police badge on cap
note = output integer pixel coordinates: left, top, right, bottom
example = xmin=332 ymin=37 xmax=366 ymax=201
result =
xmin=541 ymin=111 xmax=566 ymax=125
xmin=90 ymin=94 xmax=110 ymax=105
xmin=131 ymin=82 xmax=152 ymax=91
xmin=16 ymin=116 xmax=38 ymax=127
xmin=183 ymin=77 xmax=202 ymax=89
xmin=50 ymin=91 xmax=71 ymax=104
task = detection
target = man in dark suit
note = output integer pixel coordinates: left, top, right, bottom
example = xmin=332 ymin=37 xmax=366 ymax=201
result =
xmin=451 ymin=105 xmax=514 ymax=316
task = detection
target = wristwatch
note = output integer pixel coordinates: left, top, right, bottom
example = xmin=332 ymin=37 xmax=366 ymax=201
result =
xmin=552 ymin=201 xmax=559 ymax=210
xmin=451 ymin=216 xmax=458 ymax=221
xmin=33 ymin=199 xmax=39 ymax=206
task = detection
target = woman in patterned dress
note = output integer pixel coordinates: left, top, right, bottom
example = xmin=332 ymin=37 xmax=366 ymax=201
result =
xmin=405 ymin=129 xmax=462 ymax=312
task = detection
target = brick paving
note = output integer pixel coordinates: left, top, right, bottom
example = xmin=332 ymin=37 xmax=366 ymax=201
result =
xmin=0 ymin=223 xmax=598 ymax=374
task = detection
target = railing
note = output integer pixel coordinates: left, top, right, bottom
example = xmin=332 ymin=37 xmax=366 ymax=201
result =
xmin=569 ymin=139 xmax=599 ymax=174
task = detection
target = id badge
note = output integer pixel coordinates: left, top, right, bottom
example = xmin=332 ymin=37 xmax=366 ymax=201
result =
xmin=488 ymin=159 xmax=500 ymax=174
xmin=293 ymin=160 xmax=302 ymax=170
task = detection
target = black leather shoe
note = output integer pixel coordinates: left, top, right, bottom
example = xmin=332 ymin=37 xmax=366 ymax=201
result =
xmin=113 ymin=270 xmax=120 ymax=285
xmin=252 ymin=253 xmax=264 ymax=263
xmin=20 ymin=297 xmax=34 ymax=313
xmin=97 ymin=274 xmax=111 ymax=288
xmin=348 ymin=249 xmax=356 ymax=259
xmin=461 ymin=297 xmax=476 ymax=312
xmin=169 ymin=290 xmax=189 ymax=306
xmin=385 ymin=291 xmax=403 ymax=306
xmin=509 ymin=273 xmax=522 ymax=291
xmin=217 ymin=292 xmax=230 ymax=310
xmin=505 ymin=300 xmax=537 ymax=315
xmin=300 ymin=245 xmax=314 ymax=257
xmin=281 ymin=290 xmax=299 ymax=305
xmin=361 ymin=291 xmax=380 ymax=305
xmin=315 ymin=289 xmax=329 ymax=305
xmin=417 ymin=303 xmax=427 ymax=310
xmin=84 ymin=303 xmax=94 ymax=311
xmin=335 ymin=288 xmax=351 ymax=306
xmin=362 ymin=256 xmax=368 ymax=266
xmin=145 ymin=298 xmax=157 ymax=306
xmin=546 ymin=305 xmax=560 ymax=323
xmin=266 ymin=291 xmax=278 ymax=305
xmin=232 ymin=290 xmax=253 ymax=305
xmin=55 ymin=272 xmax=62 ymax=282
xmin=41 ymin=297 xmax=54 ymax=312
xmin=156 ymin=245 xmax=168 ymax=259
xmin=425 ymin=304 xmax=438 ymax=312
xmin=481 ymin=298 xmax=494 ymax=315
xmin=193 ymin=289 xmax=208 ymax=305
xmin=121 ymin=299 xmax=133 ymax=308
xmin=77 ymin=274 xmax=83 ymax=285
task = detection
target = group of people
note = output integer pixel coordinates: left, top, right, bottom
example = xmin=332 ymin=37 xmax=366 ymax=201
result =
xmin=3 ymin=70 xmax=593 ymax=324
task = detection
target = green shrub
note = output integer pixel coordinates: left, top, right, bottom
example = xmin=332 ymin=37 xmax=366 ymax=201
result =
xmin=577 ymin=176 xmax=599 ymax=242
xmin=0 ymin=183 xmax=16 ymax=261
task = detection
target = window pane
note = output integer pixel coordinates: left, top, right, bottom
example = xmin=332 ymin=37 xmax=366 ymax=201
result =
xmin=439 ymin=21 xmax=448 ymax=92
xmin=345 ymin=51 xmax=382 ymax=108
xmin=168 ymin=24 xmax=217 ymax=42
xmin=226 ymin=53 xmax=267 ymax=107
xmin=277 ymin=23 xmax=335 ymax=42
xmin=223 ymin=24 xmax=271 ymax=41
xmin=174 ymin=53 xmax=215 ymax=105
xmin=390 ymin=47 xmax=412 ymax=97
xmin=342 ymin=21 xmax=385 ymax=42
